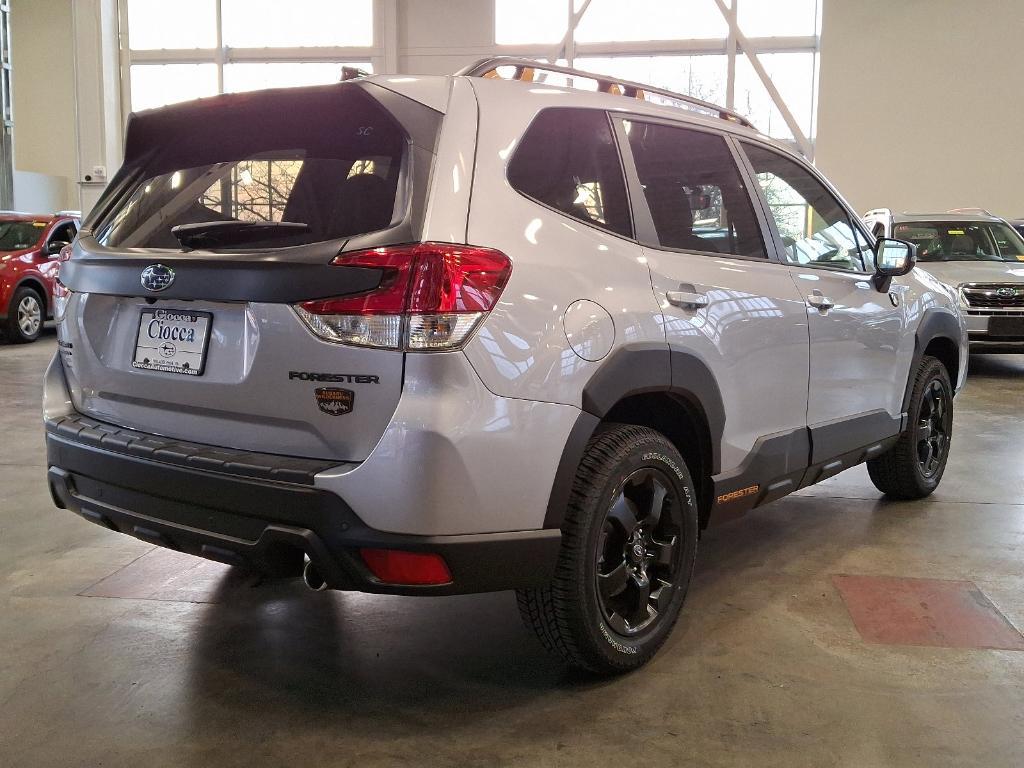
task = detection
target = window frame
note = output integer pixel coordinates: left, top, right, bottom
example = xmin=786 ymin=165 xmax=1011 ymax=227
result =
xmin=506 ymin=107 xmax=638 ymax=243
xmin=47 ymin=220 xmax=78 ymax=247
xmin=610 ymin=113 xmax=779 ymax=264
xmin=737 ymin=137 xmax=877 ymax=276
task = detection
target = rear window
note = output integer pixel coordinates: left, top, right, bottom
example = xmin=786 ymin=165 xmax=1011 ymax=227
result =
xmin=508 ymin=108 xmax=632 ymax=238
xmin=95 ymin=86 xmax=408 ymax=250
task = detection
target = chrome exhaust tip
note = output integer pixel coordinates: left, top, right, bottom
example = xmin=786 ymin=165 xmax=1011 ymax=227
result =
xmin=302 ymin=559 xmax=328 ymax=591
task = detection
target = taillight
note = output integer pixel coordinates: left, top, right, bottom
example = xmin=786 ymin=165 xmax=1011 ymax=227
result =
xmin=359 ymin=548 xmax=452 ymax=586
xmin=294 ymin=242 xmax=511 ymax=350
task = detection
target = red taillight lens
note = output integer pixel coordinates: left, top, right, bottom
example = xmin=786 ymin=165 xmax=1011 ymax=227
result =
xmin=359 ymin=548 xmax=453 ymax=586
xmin=294 ymin=243 xmax=511 ymax=350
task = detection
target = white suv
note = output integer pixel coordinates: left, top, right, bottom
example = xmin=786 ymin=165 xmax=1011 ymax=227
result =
xmin=45 ymin=59 xmax=967 ymax=674
xmin=865 ymin=208 xmax=1024 ymax=353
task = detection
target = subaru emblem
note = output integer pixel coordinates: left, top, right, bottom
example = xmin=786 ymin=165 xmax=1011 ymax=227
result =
xmin=996 ymin=287 xmax=1017 ymax=299
xmin=141 ymin=264 xmax=175 ymax=292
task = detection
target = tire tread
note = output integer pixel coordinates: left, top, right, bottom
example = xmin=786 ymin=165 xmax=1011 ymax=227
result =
xmin=517 ymin=423 xmax=692 ymax=673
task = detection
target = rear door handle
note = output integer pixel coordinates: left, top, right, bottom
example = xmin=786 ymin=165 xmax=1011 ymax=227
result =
xmin=807 ymin=293 xmax=835 ymax=311
xmin=666 ymin=290 xmax=709 ymax=309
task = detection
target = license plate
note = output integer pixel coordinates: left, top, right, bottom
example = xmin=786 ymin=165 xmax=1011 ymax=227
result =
xmin=987 ymin=316 xmax=1024 ymax=337
xmin=132 ymin=308 xmax=212 ymax=376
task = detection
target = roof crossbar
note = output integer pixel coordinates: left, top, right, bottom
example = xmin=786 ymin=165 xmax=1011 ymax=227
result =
xmin=456 ymin=57 xmax=757 ymax=130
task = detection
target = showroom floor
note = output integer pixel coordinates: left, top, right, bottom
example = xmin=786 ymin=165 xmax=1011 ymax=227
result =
xmin=2 ymin=333 xmax=1022 ymax=768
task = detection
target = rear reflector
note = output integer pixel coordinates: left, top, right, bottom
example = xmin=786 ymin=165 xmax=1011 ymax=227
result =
xmin=294 ymin=242 xmax=511 ymax=350
xmin=359 ymin=548 xmax=453 ymax=586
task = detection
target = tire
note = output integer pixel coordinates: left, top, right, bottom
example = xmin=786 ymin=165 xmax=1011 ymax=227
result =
xmin=5 ymin=286 xmax=45 ymax=343
xmin=867 ymin=355 xmax=953 ymax=499
xmin=517 ymin=424 xmax=699 ymax=674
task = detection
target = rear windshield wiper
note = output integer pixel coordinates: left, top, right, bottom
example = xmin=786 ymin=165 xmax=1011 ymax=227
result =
xmin=171 ymin=220 xmax=310 ymax=249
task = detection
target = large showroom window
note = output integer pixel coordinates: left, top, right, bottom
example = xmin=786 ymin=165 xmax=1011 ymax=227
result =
xmin=122 ymin=0 xmax=376 ymax=112
xmin=495 ymin=0 xmax=821 ymax=153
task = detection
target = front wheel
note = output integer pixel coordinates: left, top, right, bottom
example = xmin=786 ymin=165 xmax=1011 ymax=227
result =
xmin=5 ymin=286 xmax=45 ymax=343
xmin=517 ymin=424 xmax=699 ymax=674
xmin=867 ymin=355 xmax=953 ymax=499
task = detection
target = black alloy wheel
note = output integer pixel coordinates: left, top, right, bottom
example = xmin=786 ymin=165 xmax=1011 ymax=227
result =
xmin=867 ymin=355 xmax=954 ymax=499
xmin=517 ymin=424 xmax=698 ymax=674
xmin=916 ymin=378 xmax=951 ymax=478
xmin=596 ymin=467 xmax=684 ymax=638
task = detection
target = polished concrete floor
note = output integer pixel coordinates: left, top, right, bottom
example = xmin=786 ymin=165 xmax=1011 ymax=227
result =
xmin=2 ymin=332 xmax=1023 ymax=767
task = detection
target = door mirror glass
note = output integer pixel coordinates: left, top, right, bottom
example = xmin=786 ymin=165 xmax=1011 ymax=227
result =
xmin=46 ymin=240 xmax=70 ymax=257
xmin=874 ymin=237 xmax=916 ymax=276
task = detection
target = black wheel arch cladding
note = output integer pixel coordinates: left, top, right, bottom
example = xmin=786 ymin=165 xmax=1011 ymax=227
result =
xmin=904 ymin=308 xmax=962 ymax=413
xmin=545 ymin=343 xmax=725 ymax=528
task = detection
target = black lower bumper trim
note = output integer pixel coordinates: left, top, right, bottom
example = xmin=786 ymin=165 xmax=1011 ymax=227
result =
xmin=47 ymin=426 xmax=561 ymax=596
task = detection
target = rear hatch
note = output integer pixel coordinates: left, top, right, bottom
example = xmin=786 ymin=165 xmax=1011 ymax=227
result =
xmin=57 ymin=81 xmax=444 ymax=461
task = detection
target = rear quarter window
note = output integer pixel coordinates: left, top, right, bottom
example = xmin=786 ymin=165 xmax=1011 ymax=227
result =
xmin=507 ymin=108 xmax=632 ymax=238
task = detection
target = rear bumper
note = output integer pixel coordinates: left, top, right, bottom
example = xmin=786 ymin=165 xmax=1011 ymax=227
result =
xmin=46 ymin=416 xmax=561 ymax=596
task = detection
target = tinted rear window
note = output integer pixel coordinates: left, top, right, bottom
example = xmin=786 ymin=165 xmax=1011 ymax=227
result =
xmin=508 ymin=108 xmax=632 ymax=238
xmin=96 ymin=87 xmax=407 ymax=250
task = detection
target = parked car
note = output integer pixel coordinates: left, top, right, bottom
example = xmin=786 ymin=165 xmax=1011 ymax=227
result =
xmin=864 ymin=208 xmax=1024 ymax=354
xmin=0 ymin=211 xmax=80 ymax=342
xmin=45 ymin=59 xmax=967 ymax=674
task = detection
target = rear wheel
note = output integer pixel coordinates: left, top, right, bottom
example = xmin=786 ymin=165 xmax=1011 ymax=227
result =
xmin=867 ymin=355 xmax=953 ymax=499
xmin=517 ymin=424 xmax=699 ymax=674
xmin=5 ymin=287 xmax=44 ymax=343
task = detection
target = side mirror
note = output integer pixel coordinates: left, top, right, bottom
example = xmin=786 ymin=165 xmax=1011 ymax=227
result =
xmin=873 ymin=237 xmax=916 ymax=290
xmin=45 ymin=240 xmax=70 ymax=257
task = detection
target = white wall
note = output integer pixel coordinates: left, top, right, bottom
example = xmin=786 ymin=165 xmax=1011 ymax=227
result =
xmin=397 ymin=0 xmax=496 ymax=75
xmin=13 ymin=170 xmax=67 ymax=212
xmin=10 ymin=0 xmax=78 ymax=210
xmin=815 ymin=0 xmax=1024 ymax=218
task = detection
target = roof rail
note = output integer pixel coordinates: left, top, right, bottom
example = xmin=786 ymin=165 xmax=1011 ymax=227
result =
xmin=55 ymin=209 xmax=82 ymax=217
xmin=456 ymin=57 xmax=757 ymax=131
xmin=339 ymin=66 xmax=370 ymax=82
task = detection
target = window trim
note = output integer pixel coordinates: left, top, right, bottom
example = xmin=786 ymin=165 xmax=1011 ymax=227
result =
xmin=610 ymin=112 xmax=776 ymax=263
xmin=737 ymin=137 xmax=877 ymax=277
xmin=505 ymin=107 xmax=638 ymax=243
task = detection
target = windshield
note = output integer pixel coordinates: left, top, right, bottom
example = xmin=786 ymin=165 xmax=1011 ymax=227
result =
xmin=0 ymin=220 xmax=46 ymax=250
xmin=893 ymin=221 xmax=1024 ymax=263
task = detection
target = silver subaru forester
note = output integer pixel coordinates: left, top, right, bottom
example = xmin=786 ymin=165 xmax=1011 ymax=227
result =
xmin=45 ymin=59 xmax=967 ymax=674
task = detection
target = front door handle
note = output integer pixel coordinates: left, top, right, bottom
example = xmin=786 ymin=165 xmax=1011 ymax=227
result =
xmin=666 ymin=290 xmax=709 ymax=309
xmin=807 ymin=293 xmax=835 ymax=311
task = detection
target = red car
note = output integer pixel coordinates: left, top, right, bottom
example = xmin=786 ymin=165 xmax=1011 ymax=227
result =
xmin=0 ymin=212 xmax=80 ymax=343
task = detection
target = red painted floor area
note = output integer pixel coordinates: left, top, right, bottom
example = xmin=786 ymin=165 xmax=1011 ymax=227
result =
xmin=834 ymin=574 xmax=1024 ymax=651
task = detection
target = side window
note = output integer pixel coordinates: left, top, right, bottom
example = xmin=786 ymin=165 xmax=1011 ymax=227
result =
xmin=508 ymin=108 xmax=632 ymax=238
xmin=854 ymin=226 xmax=875 ymax=271
xmin=624 ymin=120 xmax=767 ymax=258
xmin=743 ymin=142 xmax=866 ymax=272
xmin=49 ymin=221 xmax=77 ymax=245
